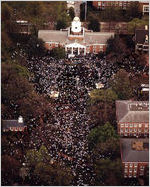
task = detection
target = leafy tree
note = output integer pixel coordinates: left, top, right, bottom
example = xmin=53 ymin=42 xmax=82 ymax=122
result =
xmin=94 ymin=158 xmax=123 ymax=186
xmin=99 ymin=6 xmax=123 ymax=22
xmin=126 ymin=1 xmax=142 ymax=21
xmin=88 ymin=18 xmax=100 ymax=32
xmin=25 ymin=146 xmax=73 ymax=185
xmin=69 ymin=7 xmax=75 ymax=20
xmin=106 ymin=35 xmax=127 ymax=56
xmin=89 ymin=88 xmax=118 ymax=105
xmin=25 ymin=35 xmax=46 ymax=57
xmin=88 ymin=122 xmax=118 ymax=149
xmin=88 ymin=89 xmax=118 ymax=125
xmin=2 ymin=155 xmax=22 ymax=185
xmin=128 ymin=16 xmax=149 ymax=34
xmin=56 ymin=19 xmax=67 ymax=30
xmin=50 ymin=47 xmax=66 ymax=59
xmin=93 ymin=138 xmax=120 ymax=160
xmin=110 ymin=69 xmax=133 ymax=100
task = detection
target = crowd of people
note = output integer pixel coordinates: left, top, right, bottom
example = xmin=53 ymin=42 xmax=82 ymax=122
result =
xmin=10 ymin=50 xmax=148 ymax=185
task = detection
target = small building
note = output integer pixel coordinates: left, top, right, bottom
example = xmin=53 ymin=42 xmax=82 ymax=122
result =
xmin=116 ymin=100 xmax=149 ymax=137
xmin=135 ymin=26 xmax=149 ymax=52
xmin=120 ymin=138 xmax=149 ymax=178
xmin=2 ymin=116 xmax=27 ymax=132
xmin=38 ymin=17 xmax=114 ymax=57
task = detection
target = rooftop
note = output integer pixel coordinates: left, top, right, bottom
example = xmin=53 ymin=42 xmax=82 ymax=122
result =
xmin=121 ymin=138 xmax=149 ymax=162
xmin=116 ymin=100 xmax=149 ymax=123
xmin=2 ymin=119 xmax=26 ymax=129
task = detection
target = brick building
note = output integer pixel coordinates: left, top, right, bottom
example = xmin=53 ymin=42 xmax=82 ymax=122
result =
xmin=135 ymin=25 xmax=149 ymax=52
xmin=116 ymin=100 xmax=149 ymax=137
xmin=38 ymin=17 xmax=114 ymax=57
xmin=120 ymin=138 xmax=149 ymax=178
xmin=92 ymin=1 xmax=131 ymax=10
xmin=2 ymin=116 xmax=27 ymax=132
xmin=139 ymin=1 xmax=149 ymax=15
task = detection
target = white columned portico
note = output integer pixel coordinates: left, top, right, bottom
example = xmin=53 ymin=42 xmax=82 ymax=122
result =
xmin=65 ymin=42 xmax=86 ymax=56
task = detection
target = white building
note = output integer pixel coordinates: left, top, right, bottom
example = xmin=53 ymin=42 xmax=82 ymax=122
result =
xmin=38 ymin=17 xmax=114 ymax=57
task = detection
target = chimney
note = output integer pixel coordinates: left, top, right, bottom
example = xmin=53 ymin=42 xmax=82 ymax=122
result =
xmin=145 ymin=25 xmax=148 ymax=30
xmin=18 ymin=116 xmax=23 ymax=123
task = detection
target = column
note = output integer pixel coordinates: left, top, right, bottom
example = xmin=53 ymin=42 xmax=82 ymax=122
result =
xmin=71 ymin=47 xmax=73 ymax=55
xmin=84 ymin=47 xmax=86 ymax=55
xmin=65 ymin=46 xmax=67 ymax=52
xmin=78 ymin=47 xmax=80 ymax=55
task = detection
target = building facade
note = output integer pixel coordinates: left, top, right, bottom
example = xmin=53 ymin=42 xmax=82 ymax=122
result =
xmin=92 ymin=1 xmax=131 ymax=10
xmin=116 ymin=100 xmax=149 ymax=137
xmin=2 ymin=116 xmax=27 ymax=132
xmin=135 ymin=26 xmax=149 ymax=52
xmin=38 ymin=17 xmax=114 ymax=57
xmin=120 ymin=138 xmax=149 ymax=178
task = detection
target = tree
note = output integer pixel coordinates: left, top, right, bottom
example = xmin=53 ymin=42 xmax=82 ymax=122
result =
xmin=88 ymin=18 xmax=100 ymax=32
xmin=109 ymin=69 xmax=133 ymax=100
xmin=2 ymin=155 xmax=22 ymax=185
xmin=88 ymin=122 xmax=118 ymax=150
xmin=93 ymin=138 xmax=120 ymax=161
xmin=128 ymin=17 xmax=149 ymax=34
xmin=88 ymin=89 xmax=118 ymax=125
xmin=106 ymin=35 xmax=127 ymax=56
xmin=25 ymin=146 xmax=73 ymax=185
xmin=56 ymin=19 xmax=67 ymax=30
xmin=25 ymin=35 xmax=46 ymax=57
xmin=69 ymin=7 xmax=75 ymax=20
xmin=50 ymin=47 xmax=66 ymax=59
xmin=94 ymin=158 xmax=123 ymax=186
xmin=126 ymin=1 xmax=142 ymax=21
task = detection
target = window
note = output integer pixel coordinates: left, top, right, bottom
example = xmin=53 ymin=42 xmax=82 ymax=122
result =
xmin=138 ymin=129 xmax=141 ymax=132
xmin=145 ymin=128 xmax=148 ymax=132
xmin=125 ymin=124 xmax=128 ymax=127
xmin=144 ymin=6 xmax=149 ymax=12
xmin=130 ymin=129 xmax=133 ymax=132
xmin=125 ymin=164 xmax=128 ymax=167
xmin=134 ymin=129 xmax=137 ymax=132
xmin=55 ymin=44 xmax=58 ymax=47
xmin=130 ymin=164 xmax=133 ymax=167
xmin=120 ymin=129 xmax=124 ymax=133
xmin=130 ymin=124 xmax=133 ymax=127
xmin=98 ymin=2 xmax=101 ymax=6
xmin=119 ymin=2 xmax=122 ymax=6
xmin=121 ymin=124 xmax=124 ymax=127
xmin=134 ymin=169 xmax=137 ymax=172
xmin=125 ymin=128 xmax=128 ymax=132
xmin=139 ymin=124 xmax=142 ymax=128
xmin=145 ymin=124 xmax=148 ymax=128
xmin=134 ymin=124 xmax=137 ymax=128
xmin=125 ymin=169 xmax=128 ymax=173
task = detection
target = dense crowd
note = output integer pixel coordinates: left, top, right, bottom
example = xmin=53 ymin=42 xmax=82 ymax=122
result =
xmin=10 ymin=51 xmax=148 ymax=185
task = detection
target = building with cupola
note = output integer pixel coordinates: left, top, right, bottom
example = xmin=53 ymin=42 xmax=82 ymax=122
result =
xmin=38 ymin=17 xmax=114 ymax=57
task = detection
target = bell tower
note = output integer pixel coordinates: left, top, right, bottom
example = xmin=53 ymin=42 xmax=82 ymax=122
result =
xmin=71 ymin=17 xmax=81 ymax=34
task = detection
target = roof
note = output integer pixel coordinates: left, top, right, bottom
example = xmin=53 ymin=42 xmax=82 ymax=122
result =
xmin=38 ymin=30 xmax=68 ymax=43
xmin=2 ymin=120 xmax=26 ymax=129
xmin=120 ymin=138 xmax=149 ymax=162
xmin=84 ymin=32 xmax=114 ymax=44
xmin=38 ymin=29 xmax=114 ymax=45
xmin=116 ymin=100 xmax=149 ymax=123
xmin=135 ymin=29 xmax=149 ymax=44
